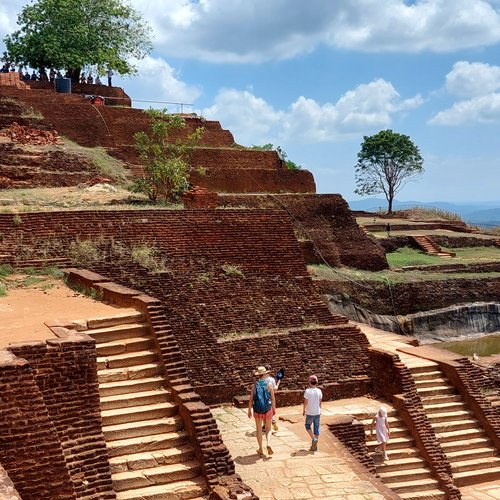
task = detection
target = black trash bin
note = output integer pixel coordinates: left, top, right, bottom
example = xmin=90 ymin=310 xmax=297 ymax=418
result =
xmin=55 ymin=77 xmax=71 ymax=93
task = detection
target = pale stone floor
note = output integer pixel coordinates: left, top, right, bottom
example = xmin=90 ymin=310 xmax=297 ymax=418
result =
xmin=213 ymin=322 xmax=500 ymax=499
xmin=213 ymin=401 xmax=388 ymax=500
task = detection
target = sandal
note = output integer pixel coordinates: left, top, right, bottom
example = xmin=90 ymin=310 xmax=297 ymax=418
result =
xmin=267 ymin=446 xmax=274 ymax=455
xmin=256 ymin=449 xmax=264 ymax=456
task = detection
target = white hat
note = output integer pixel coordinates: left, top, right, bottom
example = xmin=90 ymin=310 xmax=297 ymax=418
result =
xmin=254 ymin=366 xmax=270 ymax=377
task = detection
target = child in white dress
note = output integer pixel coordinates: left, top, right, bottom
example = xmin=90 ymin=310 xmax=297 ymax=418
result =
xmin=371 ymin=406 xmax=390 ymax=460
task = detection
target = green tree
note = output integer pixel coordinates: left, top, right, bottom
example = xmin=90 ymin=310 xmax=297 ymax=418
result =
xmin=131 ymin=109 xmax=203 ymax=203
xmin=250 ymin=143 xmax=301 ymax=170
xmin=3 ymin=0 xmax=152 ymax=80
xmin=354 ymin=129 xmax=424 ymax=214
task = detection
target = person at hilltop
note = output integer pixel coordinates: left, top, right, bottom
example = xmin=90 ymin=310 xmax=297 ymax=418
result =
xmin=303 ymin=374 xmax=322 ymax=451
xmin=107 ymin=68 xmax=113 ymax=87
xmin=80 ymin=74 xmax=86 ymax=84
xmin=386 ymin=222 xmax=391 ymax=237
xmin=30 ymin=70 xmax=37 ymax=81
xmin=95 ymin=75 xmax=102 ymax=85
xmin=49 ymin=68 xmax=56 ymax=83
xmin=248 ymin=366 xmax=276 ymax=457
xmin=371 ymin=406 xmax=390 ymax=460
xmin=87 ymin=73 xmax=94 ymax=84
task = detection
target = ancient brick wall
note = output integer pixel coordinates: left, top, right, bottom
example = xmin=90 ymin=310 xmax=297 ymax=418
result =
xmin=8 ymin=337 xmax=115 ymax=499
xmin=0 ymin=351 xmax=76 ymax=499
xmin=1 ymin=87 xmax=316 ymax=193
xmin=0 ymin=210 xmax=372 ymax=404
xmin=327 ymin=416 xmax=377 ymax=475
xmin=219 ymin=194 xmax=388 ymax=270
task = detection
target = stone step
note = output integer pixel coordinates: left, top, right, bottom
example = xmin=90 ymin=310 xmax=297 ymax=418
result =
xmin=436 ymin=427 xmax=485 ymax=443
xmin=102 ymin=402 xmax=178 ymax=426
xmin=367 ymin=436 xmax=414 ymax=451
xmin=423 ymin=401 xmax=468 ymax=414
xmin=97 ymin=350 xmax=159 ymax=370
xmin=408 ymin=365 xmax=440 ymax=374
xmin=441 ymin=437 xmax=492 ymax=453
xmin=112 ymin=461 xmax=201 ymax=492
xmin=375 ymin=447 xmax=420 ymax=460
xmin=107 ymin=431 xmax=189 ymax=458
xmin=446 ymin=447 xmax=497 ymax=461
xmin=378 ymin=467 xmax=434 ymax=484
xmin=365 ymin=426 xmax=410 ymax=439
xmin=431 ymin=419 xmax=478 ymax=433
xmin=411 ymin=370 xmax=444 ymax=381
xmin=103 ymin=416 xmax=183 ymax=441
xmin=99 ymin=376 xmax=166 ymax=397
xmin=398 ymin=489 xmax=446 ymax=499
xmin=114 ymin=476 xmax=208 ymax=500
xmin=421 ymin=394 xmax=463 ymax=405
xmin=87 ymin=323 xmax=150 ymax=343
xmin=414 ymin=378 xmax=448 ymax=388
xmin=417 ymin=386 xmax=457 ymax=398
xmin=87 ymin=312 xmax=145 ymax=329
xmin=98 ymin=362 xmax=164 ymax=384
xmin=109 ymin=445 xmax=196 ymax=474
xmin=100 ymin=388 xmax=172 ymax=411
xmin=96 ymin=336 xmax=155 ymax=356
xmin=389 ymin=477 xmax=441 ymax=494
xmin=427 ymin=410 xmax=472 ymax=423
xmin=453 ymin=465 xmax=500 ymax=487
xmin=376 ymin=456 xmax=427 ymax=472
xmin=451 ymin=456 xmax=500 ymax=474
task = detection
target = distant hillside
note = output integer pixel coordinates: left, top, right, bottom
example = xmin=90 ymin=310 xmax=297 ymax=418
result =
xmin=349 ymin=198 xmax=500 ymax=226
xmin=463 ymin=208 xmax=500 ymax=226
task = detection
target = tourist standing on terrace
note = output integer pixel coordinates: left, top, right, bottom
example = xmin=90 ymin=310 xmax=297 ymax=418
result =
xmin=303 ymin=374 xmax=322 ymax=451
xmin=248 ymin=366 xmax=276 ymax=457
xmin=386 ymin=222 xmax=391 ymax=237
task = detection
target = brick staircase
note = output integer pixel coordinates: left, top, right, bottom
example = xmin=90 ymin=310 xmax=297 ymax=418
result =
xmin=88 ymin=311 xmax=208 ymax=499
xmin=361 ymin=411 xmax=445 ymax=499
xmin=412 ymin=365 xmax=500 ymax=487
xmin=412 ymin=236 xmax=455 ymax=258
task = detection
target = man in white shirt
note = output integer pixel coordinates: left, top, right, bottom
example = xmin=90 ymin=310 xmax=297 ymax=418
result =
xmin=303 ymin=374 xmax=322 ymax=451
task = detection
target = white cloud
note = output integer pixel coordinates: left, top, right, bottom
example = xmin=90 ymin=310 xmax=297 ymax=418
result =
xmin=445 ymin=61 xmax=500 ymax=97
xmin=128 ymin=0 xmax=500 ymax=63
xmin=203 ymin=79 xmax=422 ymax=145
xmin=430 ymin=60 xmax=500 ymax=125
xmin=429 ymin=93 xmax=500 ymax=125
xmin=4 ymin=1 xmax=500 ymax=63
xmin=116 ymin=56 xmax=201 ymax=107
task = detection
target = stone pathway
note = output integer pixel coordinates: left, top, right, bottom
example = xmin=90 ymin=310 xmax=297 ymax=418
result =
xmin=213 ymin=402 xmax=390 ymax=500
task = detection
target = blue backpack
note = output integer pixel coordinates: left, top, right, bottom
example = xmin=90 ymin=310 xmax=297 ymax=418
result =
xmin=253 ymin=379 xmax=271 ymax=414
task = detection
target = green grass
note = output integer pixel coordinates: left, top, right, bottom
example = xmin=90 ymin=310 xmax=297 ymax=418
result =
xmin=60 ymin=138 xmax=131 ymax=184
xmin=386 ymin=248 xmax=441 ymax=267
xmin=309 ymin=264 xmax=500 ymax=284
xmin=385 ymin=246 xmax=500 ymax=268
xmin=0 ymin=264 xmax=14 ymax=278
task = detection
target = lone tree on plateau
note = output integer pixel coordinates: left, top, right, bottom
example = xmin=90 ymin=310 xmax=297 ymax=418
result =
xmin=131 ymin=109 xmax=204 ymax=203
xmin=3 ymin=0 xmax=152 ymax=81
xmin=354 ymin=129 xmax=424 ymax=214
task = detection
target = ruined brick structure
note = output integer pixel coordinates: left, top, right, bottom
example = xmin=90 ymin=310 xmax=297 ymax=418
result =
xmin=0 ymin=210 xmax=371 ymax=405
xmin=218 ymin=194 xmax=388 ymax=270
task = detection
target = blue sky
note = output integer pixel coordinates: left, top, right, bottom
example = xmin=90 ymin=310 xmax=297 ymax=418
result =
xmin=1 ymin=0 xmax=500 ymax=203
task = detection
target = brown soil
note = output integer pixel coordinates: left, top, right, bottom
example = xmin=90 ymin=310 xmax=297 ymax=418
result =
xmin=0 ymin=275 xmax=132 ymax=348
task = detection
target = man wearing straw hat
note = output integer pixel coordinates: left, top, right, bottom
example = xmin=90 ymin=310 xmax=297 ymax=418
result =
xmin=248 ymin=366 xmax=276 ymax=456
